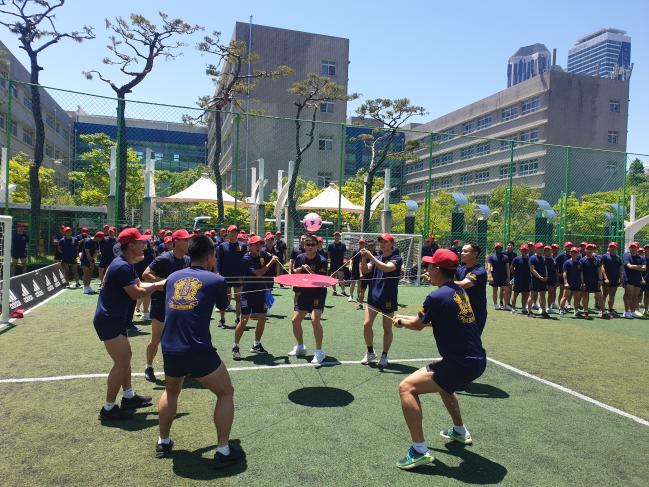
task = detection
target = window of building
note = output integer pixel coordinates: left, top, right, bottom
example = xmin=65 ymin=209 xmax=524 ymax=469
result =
xmin=321 ymin=60 xmax=336 ymax=76
xmin=154 ymin=152 xmax=163 ymax=161
xmin=605 ymin=161 xmax=617 ymax=176
xmin=499 ymin=137 xmax=517 ymax=151
xmin=45 ymin=144 xmax=53 ymax=157
xmin=319 ymin=136 xmax=333 ymax=151
xmin=405 ymin=161 xmax=424 ymax=174
xmin=22 ymin=127 xmax=33 ymax=146
xmin=521 ymin=97 xmax=540 ymax=115
xmin=476 ymin=115 xmax=492 ymax=130
xmin=474 ymin=169 xmax=490 ymax=182
xmin=0 ymin=76 xmax=5 ymax=88
xmin=431 ymin=152 xmax=453 ymax=168
xmin=460 ymin=146 xmax=475 ymax=160
xmin=23 ymin=95 xmax=32 ymax=110
xmin=0 ymin=113 xmax=4 ymax=130
xmin=607 ymin=130 xmax=618 ymax=144
xmin=475 ymin=142 xmax=490 ymax=156
xmin=54 ymin=149 xmax=61 ymax=159
xmin=432 ymin=130 xmax=455 ymax=143
xmin=519 ymin=159 xmax=539 ymax=175
xmin=430 ymin=179 xmax=440 ymax=190
xmin=320 ymin=102 xmax=334 ymax=113
xmin=55 ymin=122 xmax=61 ymax=134
xmin=317 ymin=171 xmax=333 ymax=186
xmin=519 ymin=129 xmax=539 ymax=143
xmin=10 ymin=119 xmax=17 ymax=137
xmin=404 ymin=182 xmax=423 ymax=194
xmin=462 ymin=121 xmax=475 ymax=135
xmin=609 ymin=100 xmax=620 ymax=113
xmin=439 ymin=176 xmax=452 ymax=189
xmin=62 ymin=128 xmax=70 ymax=141
xmin=173 ymin=154 xmax=180 ymax=162
xmin=136 ymin=151 xmax=144 ymax=160
xmin=501 ymin=105 xmax=519 ymax=121
xmin=10 ymin=84 xmax=18 ymax=98
xmin=45 ymin=113 xmax=55 ymax=129
xmin=499 ymin=164 xmax=516 ymax=179
xmin=474 ymin=195 xmax=489 ymax=205
xmin=459 ymin=173 xmax=473 ymax=186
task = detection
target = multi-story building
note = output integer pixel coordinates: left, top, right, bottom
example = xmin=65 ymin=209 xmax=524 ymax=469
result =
xmin=0 ymin=40 xmax=74 ymax=184
xmin=507 ymin=44 xmax=551 ymax=87
xmin=210 ymin=22 xmax=350 ymax=196
xmin=402 ymin=69 xmax=629 ymax=205
xmin=567 ymin=28 xmax=632 ymax=79
xmin=71 ymin=111 xmax=208 ymax=172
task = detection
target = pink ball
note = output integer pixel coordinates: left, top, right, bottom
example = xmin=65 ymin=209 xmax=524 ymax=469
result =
xmin=303 ymin=213 xmax=322 ymax=232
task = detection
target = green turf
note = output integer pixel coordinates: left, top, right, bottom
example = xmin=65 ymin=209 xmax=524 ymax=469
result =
xmin=1 ymin=283 xmax=648 ymax=486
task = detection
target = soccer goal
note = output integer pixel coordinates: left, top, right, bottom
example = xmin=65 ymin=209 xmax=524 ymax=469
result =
xmin=0 ymin=215 xmax=12 ymax=323
xmin=341 ymin=232 xmax=423 ymax=285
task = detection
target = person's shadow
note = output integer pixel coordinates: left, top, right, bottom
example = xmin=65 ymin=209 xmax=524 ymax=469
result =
xmin=368 ymin=362 xmax=419 ymax=375
xmin=171 ymin=439 xmax=247 ymax=480
xmin=409 ymin=442 xmax=507 ymax=484
xmin=457 ymin=382 xmax=509 ymax=399
xmin=238 ymin=353 xmax=289 ymax=366
xmin=100 ymin=411 xmax=189 ymax=432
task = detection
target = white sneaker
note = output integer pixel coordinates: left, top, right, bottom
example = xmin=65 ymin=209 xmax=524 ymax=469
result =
xmin=378 ymin=354 xmax=389 ymax=368
xmin=532 ymin=304 xmax=540 ymax=311
xmin=546 ymin=308 xmax=556 ymax=314
xmin=494 ymin=304 xmax=502 ymax=310
xmin=624 ymin=312 xmax=634 ymax=319
xmin=288 ymin=344 xmax=307 ymax=356
xmin=83 ymin=287 xmax=91 ymax=294
xmin=347 ymin=296 xmax=354 ymax=302
xmin=503 ymin=304 xmax=513 ymax=311
xmin=141 ymin=312 xmax=150 ymax=320
xmin=510 ymin=308 xmax=517 ymax=314
xmin=311 ymin=349 xmax=325 ymax=365
xmin=361 ymin=352 xmax=377 ymax=365
xmin=633 ymin=311 xmax=644 ymax=318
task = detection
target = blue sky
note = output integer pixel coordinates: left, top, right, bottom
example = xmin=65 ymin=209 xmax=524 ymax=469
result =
xmin=1 ymin=0 xmax=647 ymax=155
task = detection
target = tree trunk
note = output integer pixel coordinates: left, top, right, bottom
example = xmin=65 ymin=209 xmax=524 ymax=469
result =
xmin=28 ymin=57 xmax=44 ymax=254
xmin=211 ymin=110 xmax=225 ymax=225
xmin=362 ymin=171 xmax=375 ymax=232
xmin=115 ymin=95 xmax=128 ymax=223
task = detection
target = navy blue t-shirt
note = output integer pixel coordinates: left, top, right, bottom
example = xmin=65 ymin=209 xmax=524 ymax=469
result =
xmin=99 ymin=236 xmax=117 ymax=265
xmin=579 ymin=256 xmax=601 ymax=286
xmin=529 ymin=254 xmax=547 ymax=281
xmin=456 ymin=264 xmax=488 ymax=327
xmin=294 ymin=252 xmax=328 ymax=299
xmin=161 ymin=266 xmax=229 ymax=354
xmin=487 ymin=253 xmax=509 ymax=281
xmin=417 ymin=281 xmax=486 ymax=362
xmin=545 ymin=255 xmax=557 ymax=283
xmin=511 ymin=255 xmax=531 ymax=284
xmin=216 ymin=241 xmax=247 ymax=277
xmin=242 ymin=251 xmax=274 ymax=292
xmin=11 ymin=232 xmax=29 ymax=258
xmin=328 ymin=242 xmax=347 ymax=268
xmin=93 ymin=256 xmax=138 ymax=329
xmin=623 ymin=252 xmax=645 ymax=286
xmin=554 ymin=253 xmax=569 ymax=278
xmin=563 ymin=259 xmax=582 ymax=289
xmin=505 ymin=251 xmax=517 ymax=264
xmin=290 ymin=246 xmax=304 ymax=262
xmin=80 ymin=238 xmax=98 ymax=265
xmin=273 ymin=239 xmax=287 ymax=263
xmin=134 ymin=242 xmax=155 ymax=277
xmin=59 ymin=236 xmax=77 ymax=261
xmin=368 ymin=251 xmax=403 ymax=309
xmin=600 ymin=253 xmax=621 ymax=285
xmin=149 ymin=251 xmax=191 ymax=304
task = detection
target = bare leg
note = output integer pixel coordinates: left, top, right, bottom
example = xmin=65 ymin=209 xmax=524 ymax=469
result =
xmin=104 ymin=335 xmax=132 ymax=403
xmin=399 ymin=367 xmax=447 ymax=443
xmin=197 ymin=364 xmax=235 ymax=448
xmin=254 ymin=315 xmax=267 ymax=342
xmin=158 ymin=375 xmax=184 ymax=439
xmin=291 ymin=310 xmax=306 ymax=345
xmin=146 ymin=320 xmax=164 ymax=366
xmin=382 ymin=313 xmax=394 ymax=354
xmin=234 ymin=315 xmax=249 ymax=344
xmin=311 ymin=310 xmax=323 ymax=349
xmin=363 ymin=307 xmax=377 ymax=348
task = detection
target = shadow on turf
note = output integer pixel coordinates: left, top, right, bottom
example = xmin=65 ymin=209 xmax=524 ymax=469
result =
xmin=288 ymin=386 xmax=354 ymax=407
xmin=237 ymin=353 xmax=290 ymax=366
xmin=457 ymin=382 xmax=509 ymax=399
xmin=368 ymin=362 xmax=419 ymax=374
xmin=171 ymin=439 xmax=247 ymax=479
xmin=410 ymin=442 xmax=507 ymax=484
xmin=153 ymin=377 xmax=206 ymax=391
xmin=100 ymin=411 xmax=189 ymax=431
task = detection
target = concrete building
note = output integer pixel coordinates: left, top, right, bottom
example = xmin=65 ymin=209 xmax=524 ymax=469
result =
xmin=402 ymin=69 xmax=629 ymax=205
xmin=567 ymin=28 xmax=631 ymax=80
xmin=210 ymin=22 xmax=350 ymax=196
xmin=0 ymin=40 xmax=74 ymax=184
xmin=507 ymin=44 xmax=551 ymax=87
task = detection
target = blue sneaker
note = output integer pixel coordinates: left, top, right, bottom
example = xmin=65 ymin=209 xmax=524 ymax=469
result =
xmin=440 ymin=426 xmax=473 ymax=445
xmin=396 ymin=446 xmax=434 ymax=470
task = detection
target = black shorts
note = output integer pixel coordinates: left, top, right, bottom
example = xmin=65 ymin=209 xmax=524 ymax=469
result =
xmin=241 ymin=293 xmax=267 ymax=316
xmin=150 ymin=300 xmax=165 ymax=322
xmin=427 ymin=358 xmax=486 ymax=394
xmin=80 ymin=261 xmax=94 ymax=268
xmin=602 ymin=281 xmax=619 ymax=289
xmin=62 ymin=257 xmax=77 ymax=265
xmin=224 ymin=276 xmax=242 ymax=288
xmin=351 ymin=270 xmax=361 ymax=280
xmin=567 ymin=285 xmax=581 ymax=292
xmin=163 ymin=350 xmax=222 ymax=378
xmin=491 ymin=278 xmax=508 ymax=288
xmin=329 ymin=263 xmax=344 ymax=274
xmin=367 ymin=298 xmax=396 ymax=314
xmin=513 ymin=281 xmax=530 ymax=293
xmin=93 ymin=320 xmax=127 ymax=342
xmin=360 ymin=275 xmax=371 ymax=291
xmin=531 ymin=280 xmax=547 ymax=292
xmin=294 ymin=291 xmax=326 ymax=312
xmin=584 ymin=282 xmax=601 ymax=294
xmin=546 ymin=278 xmax=557 ymax=287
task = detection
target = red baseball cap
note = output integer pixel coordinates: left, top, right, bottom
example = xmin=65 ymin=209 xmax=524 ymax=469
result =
xmin=494 ymin=242 xmax=503 ymax=248
xmin=227 ymin=225 xmax=238 ymax=232
xmin=81 ymin=227 xmax=88 ymax=233
xmin=237 ymin=233 xmax=246 ymax=240
xmin=317 ymin=236 xmax=324 ymax=243
xmin=570 ymin=247 xmax=579 ymax=253
xmin=144 ymin=228 xmax=152 ymax=235
xmin=248 ymin=235 xmax=263 ymax=245
xmin=586 ymin=243 xmax=596 ymax=249
xmin=564 ymin=241 xmax=573 ymax=248
xmin=95 ymin=231 xmax=105 ymax=239
xmin=241 ymin=229 xmax=247 ymax=234
xmin=158 ymin=229 xmax=166 ymax=236
xmin=551 ymin=244 xmax=560 ymax=249
xmin=109 ymin=226 xmax=116 ymax=233
xmin=644 ymin=244 xmax=649 ymax=249
xmin=265 ymin=232 xmax=274 ymax=240
xmin=358 ymin=238 xmax=366 ymax=244
xmin=629 ymin=241 xmax=640 ymax=248
xmin=534 ymin=242 xmax=544 ymax=249
xmin=63 ymin=226 xmax=72 ymax=232
xmin=520 ymin=244 xmax=529 ymax=251
xmin=580 ymin=242 xmax=588 ymax=247
xmin=608 ymin=242 xmax=618 ymax=248
xmin=275 ymin=231 xmax=282 ymax=236
xmin=103 ymin=224 xmax=110 ymax=230
xmin=423 ymin=248 xmax=459 ymax=269
xmin=172 ymin=229 xmax=191 ymax=241
xmin=118 ymin=228 xmax=149 ymax=245
xmin=378 ymin=233 xmax=395 ymax=243
xmin=163 ymin=236 xmax=173 ymax=244
xmin=544 ymin=245 xmax=552 ymax=250
xmin=452 ymin=239 xmax=460 ymax=245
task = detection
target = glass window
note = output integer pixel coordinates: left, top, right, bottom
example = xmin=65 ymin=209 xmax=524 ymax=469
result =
xmin=499 ymin=164 xmax=516 ymax=179
xmin=499 ymin=138 xmax=517 ymax=151
xmin=10 ymin=119 xmax=17 ymax=137
xmin=405 ymin=161 xmax=424 ymax=174
xmin=519 ymin=129 xmax=539 ymax=143
xmin=607 ymin=130 xmax=618 ymax=144
xmin=0 ymin=113 xmax=4 ymax=130
xmin=54 ymin=149 xmax=61 ymax=159
xmin=154 ymin=152 xmax=163 ymax=161
xmin=22 ymin=127 xmax=33 ymax=146
xmin=519 ymin=159 xmax=539 ymax=175
xmin=474 ymin=195 xmax=489 ymax=205
xmin=432 ymin=130 xmax=455 ymax=143
xmin=439 ymin=176 xmax=452 ymax=189
xmin=460 ymin=146 xmax=475 ymax=160
xmin=475 ymin=142 xmax=490 ymax=156
xmin=605 ymin=161 xmax=617 ymax=176
xmin=459 ymin=173 xmax=473 ymax=186
xmin=320 ymin=102 xmax=334 ymax=114
xmin=319 ymin=136 xmax=333 ymax=151
xmin=431 ymin=152 xmax=453 ymax=168
xmin=10 ymin=84 xmax=18 ymax=98
xmin=521 ymin=97 xmax=540 ymax=115
xmin=23 ymin=95 xmax=33 ymax=110
xmin=474 ymin=169 xmax=490 ymax=182
xmin=136 ymin=151 xmax=144 ymax=160
xmin=462 ymin=121 xmax=475 ymax=135
xmin=476 ymin=115 xmax=492 ymax=130
xmin=0 ymin=76 xmax=5 ymax=88
xmin=55 ymin=122 xmax=61 ymax=134
xmin=45 ymin=113 xmax=55 ymax=129
xmin=173 ymin=154 xmax=180 ymax=162
xmin=501 ymin=106 xmax=519 ymax=121
xmin=317 ymin=171 xmax=333 ymax=186
xmin=609 ymin=100 xmax=620 ymax=113
xmin=45 ymin=144 xmax=53 ymax=157
xmin=321 ymin=60 xmax=336 ymax=76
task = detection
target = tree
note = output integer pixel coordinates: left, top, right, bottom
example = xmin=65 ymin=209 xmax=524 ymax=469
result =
xmin=628 ymin=158 xmax=647 ymax=187
xmin=0 ymin=0 xmax=94 ymax=239
xmin=186 ymin=32 xmax=292 ymax=225
xmin=488 ymin=184 xmax=541 ymax=239
xmin=8 ymin=152 xmax=61 ymax=203
xmin=287 ymin=74 xmax=358 ymax=236
xmin=84 ymin=12 xmax=201 ymax=222
xmin=354 ymin=98 xmax=426 ymax=230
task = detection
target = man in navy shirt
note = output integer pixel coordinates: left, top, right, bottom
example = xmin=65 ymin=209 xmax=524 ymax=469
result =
xmin=579 ymin=243 xmax=609 ymax=319
xmin=273 ymin=230 xmax=287 ymax=264
xmin=560 ymin=247 xmax=583 ymax=317
xmin=622 ymin=241 xmax=646 ymax=319
xmin=359 ymin=233 xmax=403 ymax=369
xmin=156 ymin=235 xmax=243 ymax=468
xmin=93 ymin=228 xmax=165 ymax=421
xmin=600 ymin=242 xmax=622 ymax=316
xmin=449 ymin=239 xmax=461 ymax=256
xmin=289 ymin=234 xmax=306 ymax=272
xmin=141 ymin=229 xmax=191 ymax=383
xmin=288 ymin=234 xmax=329 ymax=365
xmin=544 ymin=245 xmax=559 ymax=313
xmin=527 ymin=243 xmax=549 ymax=318
xmin=328 ymin=231 xmax=348 ymax=296
xmin=510 ymin=244 xmax=531 ymax=314
xmin=232 ymin=235 xmax=279 ymax=359
xmin=554 ymin=242 xmax=572 ymax=296
xmin=348 ymin=238 xmax=366 ymax=305
xmin=456 ymin=242 xmax=488 ymax=334
xmin=98 ymin=226 xmax=117 ymax=286
xmin=392 ymin=249 xmax=486 ymax=470
xmin=81 ymin=231 xmax=104 ymax=294
xmin=59 ymin=226 xmax=81 ymax=288
xmin=216 ymin=225 xmax=247 ymax=327
xmin=11 ymin=222 xmax=29 ymax=275
xmin=486 ymin=242 xmax=510 ymax=311
xmin=134 ymin=232 xmax=155 ymax=320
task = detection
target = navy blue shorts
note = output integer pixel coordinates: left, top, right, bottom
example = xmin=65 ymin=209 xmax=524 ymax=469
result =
xmin=491 ymin=278 xmax=508 ymax=287
xmin=294 ymin=292 xmax=326 ymax=312
xmin=163 ymin=350 xmax=222 ymax=378
xmin=567 ymin=285 xmax=581 ymax=292
xmin=93 ymin=320 xmax=127 ymax=342
xmin=150 ymin=300 xmax=165 ymax=322
xmin=241 ymin=293 xmax=267 ymax=316
xmin=513 ymin=281 xmax=530 ymax=293
xmin=531 ymin=280 xmax=547 ymax=292
xmin=367 ymin=298 xmax=396 ymax=314
xmin=62 ymin=257 xmax=77 ymax=265
xmin=427 ymin=358 xmax=487 ymax=394
xmin=583 ymin=282 xmax=601 ymax=293
xmin=546 ymin=278 xmax=557 ymax=287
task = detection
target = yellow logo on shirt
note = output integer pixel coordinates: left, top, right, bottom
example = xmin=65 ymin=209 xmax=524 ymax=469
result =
xmin=453 ymin=290 xmax=475 ymax=324
xmin=168 ymin=277 xmax=202 ymax=311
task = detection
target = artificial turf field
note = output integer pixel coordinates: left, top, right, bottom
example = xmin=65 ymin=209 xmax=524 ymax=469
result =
xmin=1 ymin=283 xmax=648 ymax=486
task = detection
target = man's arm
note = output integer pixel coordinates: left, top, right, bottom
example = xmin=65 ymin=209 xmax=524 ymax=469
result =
xmin=123 ymin=280 xmax=166 ymax=300
xmin=252 ymin=255 xmax=279 ymax=276
xmin=392 ymin=314 xmax=428 ymax=331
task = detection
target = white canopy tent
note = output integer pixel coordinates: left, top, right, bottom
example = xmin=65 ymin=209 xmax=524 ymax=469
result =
xmin=156 ymin=173 xmax=245 ymax=206
xmin=297 ymin=182 xmax=364 ymax=214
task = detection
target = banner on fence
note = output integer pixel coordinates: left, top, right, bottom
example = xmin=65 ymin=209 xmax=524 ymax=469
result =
xmin=7 ymin=263 xmax=68 ymax=313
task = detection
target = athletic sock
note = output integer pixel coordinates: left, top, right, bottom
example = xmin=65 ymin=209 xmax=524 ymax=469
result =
xmin=146 ymin=364 xmax=153 ymax=369
xmin=104 ymin=401 xmax=115 ymax=411
xmin=253 ymin=340 xmax=260 ymax=346
xmin=217 ymin=444 xmax=231 ymax=456
xmin=122 ymin=388 xmax=135 ymax=399
xmin=158 ymin=436 xmax=171 ymax=445
xmin=233 ymin=342 xmax=239 ymax=349
xmin=412 ymin=441 xmax=428 ymax=454
xmin=453 ymin=424 xmax=468 ymax=435
xmin=367 ymin=346 xmax=374 ymax=354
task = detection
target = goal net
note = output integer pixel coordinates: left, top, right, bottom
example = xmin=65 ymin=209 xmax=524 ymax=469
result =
xmin=0 ymin=215 xmax=12 ymax=323
xmin=341 ymin=232 xmax=423 ymax=285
